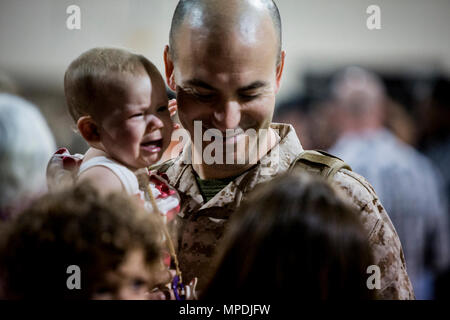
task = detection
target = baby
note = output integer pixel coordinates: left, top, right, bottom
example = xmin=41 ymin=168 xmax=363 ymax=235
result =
xmin=62 ymin=48 xmax=196 ymax=299
xmin=64 ymin=47 xmax=180 ymax=221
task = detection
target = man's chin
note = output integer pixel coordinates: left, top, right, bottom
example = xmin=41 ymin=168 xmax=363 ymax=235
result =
xmin=197 ymin=134 xmax=267 ymax=165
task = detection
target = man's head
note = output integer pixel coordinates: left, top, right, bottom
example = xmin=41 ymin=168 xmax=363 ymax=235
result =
xmin=168 ymin=0 xmax=282 ymax=65
xmin=64 ymin=48 xmax=172 ymax=169
xmin=164 ymin=0 xmax=285 ymax=176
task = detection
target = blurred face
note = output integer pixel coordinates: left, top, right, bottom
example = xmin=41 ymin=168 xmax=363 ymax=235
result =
xmin=96 ymin=72 xmax=172 ymax=170
xmin=165 ymin=19 xmax=284 ymax=168
xmin=91 ymin=248 xmax=156 ymax=300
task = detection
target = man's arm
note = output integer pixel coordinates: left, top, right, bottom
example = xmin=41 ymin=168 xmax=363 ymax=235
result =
xmin=332 ymin=169 xmax=415 ymax=299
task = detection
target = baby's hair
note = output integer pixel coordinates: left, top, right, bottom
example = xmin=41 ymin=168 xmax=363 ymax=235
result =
xmin=0 ymin=182 xmax=164 ymax=299
xmin=64 ymin=47 xmax=159 ymax=123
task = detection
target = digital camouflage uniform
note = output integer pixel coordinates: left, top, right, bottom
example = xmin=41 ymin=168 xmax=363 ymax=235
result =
xmin=154 ymin=123 xmax=415 ymax=299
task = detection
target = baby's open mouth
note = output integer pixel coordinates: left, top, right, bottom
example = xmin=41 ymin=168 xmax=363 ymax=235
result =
xmin=140 ymin=138 xmax=163 ymax=153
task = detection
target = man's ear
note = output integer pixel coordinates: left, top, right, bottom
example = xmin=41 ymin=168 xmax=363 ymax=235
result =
xmin=77 ymin=116 xmax=101 ymax=143
xmin=164 ymin=45 xmax=177 ymax=91
xmin=275 ymin=50 xmax=286 ymax=94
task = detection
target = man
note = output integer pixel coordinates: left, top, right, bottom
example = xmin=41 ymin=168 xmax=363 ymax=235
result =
xmin=327 ymin=67 xmax=449 ymax=299
xmin=158 ymin=0 xmax=413 ymax=299
xmin=49 ymin=0 xmax=413 ymax=299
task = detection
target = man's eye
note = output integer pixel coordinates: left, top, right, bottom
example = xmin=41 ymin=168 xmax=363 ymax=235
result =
xmin=239 ymin=94 xmax=260 ymax=101
xmin=194 ymin=93 xmax=215 ymax=101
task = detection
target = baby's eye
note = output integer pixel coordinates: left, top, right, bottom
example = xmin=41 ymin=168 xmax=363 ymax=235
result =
xmin=131 ymin=278 xmax=147 ymax=291
xmin=130 ymin=113 xmax=144 ymax=118
xmin=194 ymin=92 xmax=215 ymax=102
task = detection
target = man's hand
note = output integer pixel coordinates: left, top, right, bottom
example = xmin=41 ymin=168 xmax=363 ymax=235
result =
xmin=46 ymin=148 xmax=83 ymax=191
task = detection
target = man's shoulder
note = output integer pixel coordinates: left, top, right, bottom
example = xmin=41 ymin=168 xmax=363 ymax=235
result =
xmin=331 ymin=168 xmax=387 ymax=235
xmin=332 ymin=169 xmax=414 ymax=299
xmin=332 ymin=168 xmax=378 ymax=208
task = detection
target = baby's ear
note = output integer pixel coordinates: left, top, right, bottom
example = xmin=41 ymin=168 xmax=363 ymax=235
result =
xmin=77 ymin=116 xmax=100 ymax=143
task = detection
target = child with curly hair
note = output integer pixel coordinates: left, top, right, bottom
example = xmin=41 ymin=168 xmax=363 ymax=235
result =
xmin=0 ymin=183 xmax=167 ymax=299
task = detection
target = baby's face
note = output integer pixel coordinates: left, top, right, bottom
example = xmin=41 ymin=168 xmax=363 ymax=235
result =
xmin=96 ymin=72 xmax=172 ymax=169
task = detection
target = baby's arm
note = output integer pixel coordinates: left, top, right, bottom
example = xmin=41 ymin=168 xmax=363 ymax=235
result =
xmin=77 ymin=166 xmax=124 ymax=196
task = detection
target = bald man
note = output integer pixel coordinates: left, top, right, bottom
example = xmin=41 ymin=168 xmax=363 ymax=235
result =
xmin=48 ymin=0 xmax=413 ymax=299
xmin=154 ymin=0 xmax=414 ymax=299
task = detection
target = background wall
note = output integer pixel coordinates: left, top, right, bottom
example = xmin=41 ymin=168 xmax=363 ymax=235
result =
xmin=1 ymin=0 xmax=449 ymax=151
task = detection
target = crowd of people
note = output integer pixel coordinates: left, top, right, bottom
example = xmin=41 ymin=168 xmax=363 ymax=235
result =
xmin=274 ymin=68 xmax=450 ymax=300
xmin=0 ymin=0 xmax=448 ymax=300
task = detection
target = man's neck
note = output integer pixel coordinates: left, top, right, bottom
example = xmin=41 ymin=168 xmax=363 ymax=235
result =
xmin=191 ymin=127 xmax=279 ymax=180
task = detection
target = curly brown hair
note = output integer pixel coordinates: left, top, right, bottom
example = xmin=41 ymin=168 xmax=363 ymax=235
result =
xmin=0 ymin=182 xmax=164 ymax=299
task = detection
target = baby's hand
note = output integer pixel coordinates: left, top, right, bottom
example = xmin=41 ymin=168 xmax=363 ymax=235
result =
xmin=168 ymin=99 xmax=178 ymax=116
xmin=169 ymin=99 xmax=181 ymax=130
xmin=183 ymin=277 xmax=199 ymax=300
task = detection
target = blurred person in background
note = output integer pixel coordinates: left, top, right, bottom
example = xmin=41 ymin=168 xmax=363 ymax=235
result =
xmin=0 ymin=72 xmax=19 ymax=95
xmin=274 ymin=96 xmax=315 ymax=150
xmin=418 ymin=76 xmax=450 ymax=299
xmin=420 ymin=77 xmax=450 ymax=221
xmin=202 ymin=172 xmax=376 ymax=300
xmin=0 ymin=94 xmax=56 ymax=220
xmin=328 ymin=66 xmax=449 ymax=299
xmin=384 ymin=98 xmax=417 ymax=147
xmin=274 ymin=95 xmax=343 ymax=151
xmin=0 ymin=183 xmax=167 ymax=300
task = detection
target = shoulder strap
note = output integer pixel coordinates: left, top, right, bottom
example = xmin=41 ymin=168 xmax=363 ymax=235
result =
xmin=288 ymin=150 xmax=352 ymax=180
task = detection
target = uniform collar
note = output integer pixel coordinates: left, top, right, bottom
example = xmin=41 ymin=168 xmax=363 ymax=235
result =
xmin=166 ymin=123 xmax=304 ymax=214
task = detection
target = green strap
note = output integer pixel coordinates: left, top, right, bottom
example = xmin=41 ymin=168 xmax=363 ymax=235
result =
xmin=289 ymin=150 xmax=352 ymax=180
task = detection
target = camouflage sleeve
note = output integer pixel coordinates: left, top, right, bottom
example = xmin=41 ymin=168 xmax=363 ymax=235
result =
xmin=332 ymin=169 xmax=415 ymax=300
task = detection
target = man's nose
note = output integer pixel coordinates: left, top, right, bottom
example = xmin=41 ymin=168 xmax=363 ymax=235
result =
xmin=212 ymin=100 xmax=241 ymax=131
